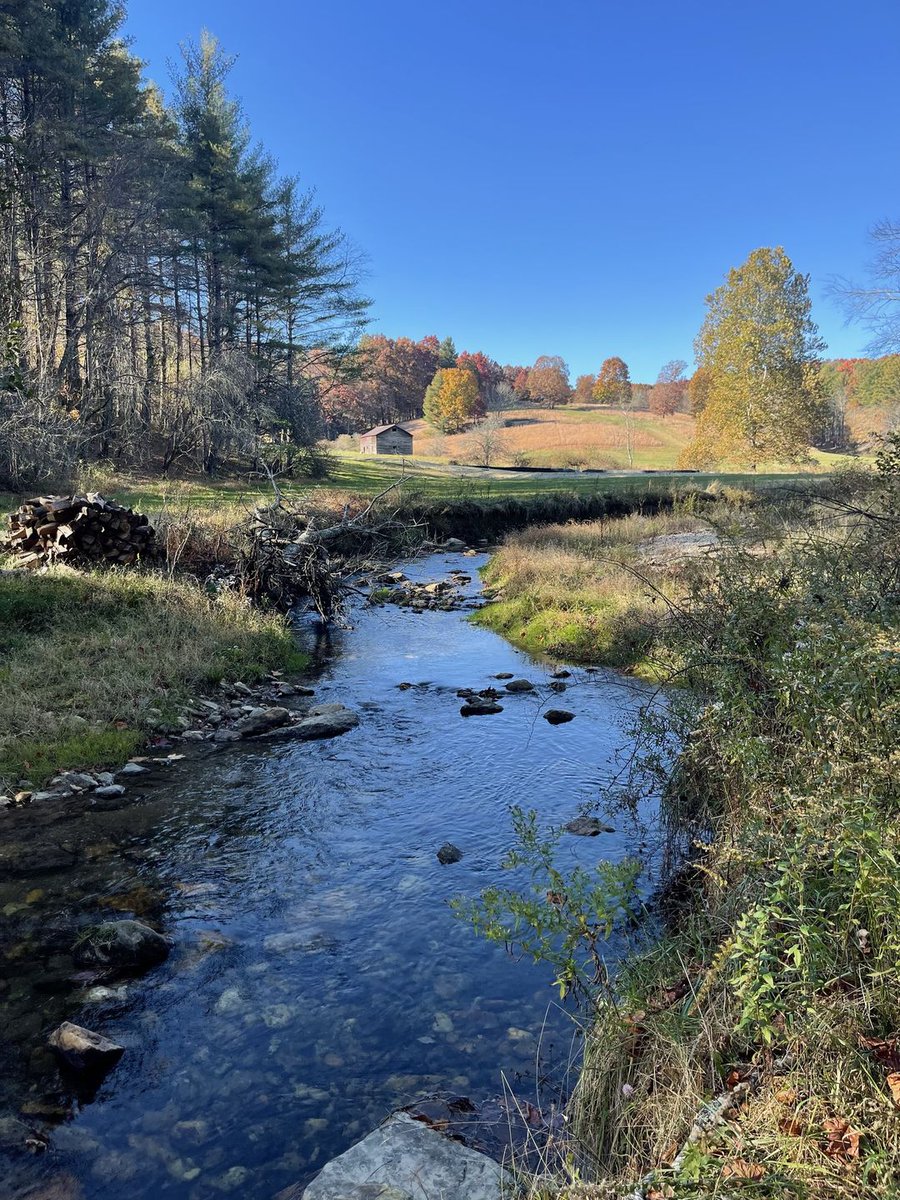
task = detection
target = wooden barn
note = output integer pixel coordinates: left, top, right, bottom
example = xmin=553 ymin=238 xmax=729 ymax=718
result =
xmin=359 ymin=423 xmax=414 ymax=455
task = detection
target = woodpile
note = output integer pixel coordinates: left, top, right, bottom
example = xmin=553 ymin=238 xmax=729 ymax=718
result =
xmin=2 ymin=494 xmax=157 ymax=569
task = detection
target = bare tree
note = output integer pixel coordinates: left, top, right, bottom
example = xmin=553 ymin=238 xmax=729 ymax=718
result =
xmin=831 ymin=219 xmax=900 ymax=353
xmin=465 ymin=413 xmax=509 ymax=467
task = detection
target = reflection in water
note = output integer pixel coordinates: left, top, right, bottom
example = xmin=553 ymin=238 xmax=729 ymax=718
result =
xmin=0 ymin=552 xmax=660 ymax=1199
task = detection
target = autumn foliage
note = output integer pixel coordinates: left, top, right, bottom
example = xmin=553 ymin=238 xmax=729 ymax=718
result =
xmin=423 ymin=366 xmax=483 ymax=432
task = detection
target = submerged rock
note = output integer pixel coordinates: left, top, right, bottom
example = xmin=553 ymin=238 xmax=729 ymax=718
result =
xmin=564 ymin=817 xmax=615 ymax=837
xmin=543 ymin=709 xmax=575 ymax=725
xmin=73 ymin=919 xmax=170 ymax=970
xmin=302 ymin=1111 xmax=508 ymax=1200
xmin=48 ymin=1021 xmax=124 ymax=1073
xmin=436 ymin=843 xmax=462 ymax=865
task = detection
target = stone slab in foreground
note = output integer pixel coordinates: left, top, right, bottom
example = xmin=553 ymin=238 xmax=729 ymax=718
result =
xmin=302 ymin=1112 xmax=511 ymax=1200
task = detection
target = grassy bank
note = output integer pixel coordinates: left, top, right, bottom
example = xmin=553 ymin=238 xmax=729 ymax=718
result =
xmin=467 ymin=455 xmax=900 ymax=1198
xmin=0 ymin=569 xmax=303 ymax=788
xmin=472 ymin=505 xmax=724 ymax=678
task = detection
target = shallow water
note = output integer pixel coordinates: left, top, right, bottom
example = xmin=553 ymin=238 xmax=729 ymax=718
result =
xmin=0 ymin=551 xmax=660 ymax=1200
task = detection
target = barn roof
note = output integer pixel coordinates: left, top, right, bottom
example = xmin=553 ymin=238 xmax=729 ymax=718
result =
xmin=360 ymin=423 xmax=414 ymax=437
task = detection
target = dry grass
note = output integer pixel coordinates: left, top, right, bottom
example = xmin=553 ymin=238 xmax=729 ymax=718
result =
xmin=474 ymin=510 xmax=705 ymax=676
xmin=411 ymin=408 xmax=696 ymax=470
xmin=0 ymin=567 xmax=302 ymax=786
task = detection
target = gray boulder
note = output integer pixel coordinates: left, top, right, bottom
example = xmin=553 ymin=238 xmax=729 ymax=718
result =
xmin=48 ymin=1021 xmax=124 ymax=1073
xmin=233 ymin=706 xmax=291 ymax=736
xmin=263 ymin=704 xmax=360 ymax=742
xmin=504 ymin=679 xmax=535 ymax=693
xmin=459 ymin=701 xmax=503 ymax=716
xmin=302 ymin=1112 xmax=509 ymax=1200
xmin=73 ymin=919 xmax=170 ymax=970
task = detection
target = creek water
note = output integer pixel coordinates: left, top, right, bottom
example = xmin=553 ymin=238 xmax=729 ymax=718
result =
xmin=0 ymin=551 xmax=661 ymax=1200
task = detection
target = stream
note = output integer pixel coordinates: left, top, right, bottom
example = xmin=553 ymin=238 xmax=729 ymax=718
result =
xmin=0 ymin=550 xmax=661 ymax=1200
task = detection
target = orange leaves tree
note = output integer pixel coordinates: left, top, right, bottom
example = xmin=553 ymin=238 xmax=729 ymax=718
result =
xmin=649 ymin=359 xmax=688 ymax=416
xmin=526 ymin=355 xmax=571 ymax=407
xmin=592 ymin=357 xmax=632 ymax=406
xmin=423 ymin=367 xmax=483 ymax=432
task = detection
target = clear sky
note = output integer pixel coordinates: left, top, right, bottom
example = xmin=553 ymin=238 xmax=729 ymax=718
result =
xmin=123 ymin=0 xmax=900 ymax=382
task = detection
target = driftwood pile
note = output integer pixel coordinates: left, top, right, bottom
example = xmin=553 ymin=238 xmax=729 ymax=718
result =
xmin=2 ymin=494 xmax=157 ymax=568
xmin=234 ymin=479 xmax=420 ymax=620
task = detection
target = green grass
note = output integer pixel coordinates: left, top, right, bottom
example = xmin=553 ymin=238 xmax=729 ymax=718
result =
xmin=465 ymin=459 xmax=900 ymax=1199
xmin=0 ymin=568 xmax=304 ymax=788
xmin=472 ymin=509 xmax=707 ymax=679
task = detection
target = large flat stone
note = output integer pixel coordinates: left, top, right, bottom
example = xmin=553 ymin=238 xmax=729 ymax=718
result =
xmin=302 ymin=1112 xmax=510 ymax=1200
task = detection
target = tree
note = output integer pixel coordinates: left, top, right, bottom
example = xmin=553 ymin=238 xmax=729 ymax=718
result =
xmin=527 ymin=355 xmax=571 ymax=407
xmin=832 ymin=220 xmax=900 ymax=354
xmin=423 ymin=367 xmax=481 ymax=432
xmin=574 ymin=374 xmax=596 ymax=404
xmin=685 ymin=247 xmax=827 ymax=468
xmin=688 ymin=367 xmax=712 ymax=415
xmin=593 ymin=357 xmax=631 ymax=406
xmin=649 ymin=359 xmax=688 ymax=416
xmin=438 ymin=336 xmax=457 ymax=367
xmin=465 ymin=413 xmax=508 ymax=466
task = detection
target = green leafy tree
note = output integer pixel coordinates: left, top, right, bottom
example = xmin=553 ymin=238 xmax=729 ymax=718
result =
xmin=685 ymin=247 xmax=826 ymax=468
xmin=438 ymin=335 xmax=457 ymax=367
xmin=423 ymin=366 xmax=481 ymax=432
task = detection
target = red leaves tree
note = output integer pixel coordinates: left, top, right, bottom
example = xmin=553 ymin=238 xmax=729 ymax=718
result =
xmin=649 ymin=359 xmax=688 ymax=416
xmin=574 ymin=373 xmax=595 ymax=404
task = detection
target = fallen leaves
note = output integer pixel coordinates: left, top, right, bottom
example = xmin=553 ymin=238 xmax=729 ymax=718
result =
xmin=721 ymin=1158 xmax=765 ymax=1180
xmin=778 ymin=1114 xmax=805 ymax=1137
xmin=886 ymin=1071 xmax=900 ymax=1108
xmin=859 ymin=1034 xmax=900 ymax=1071
xmin=821 ymin=1117 xmax=861 ymax=1162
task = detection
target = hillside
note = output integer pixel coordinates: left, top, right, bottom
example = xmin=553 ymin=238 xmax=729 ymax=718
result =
xmin=409 ymin=405 xmax=696 ymax=469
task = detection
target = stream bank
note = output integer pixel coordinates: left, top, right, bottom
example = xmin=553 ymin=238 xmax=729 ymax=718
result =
xmin=0 ymin=549 xmax=661 ymax=1200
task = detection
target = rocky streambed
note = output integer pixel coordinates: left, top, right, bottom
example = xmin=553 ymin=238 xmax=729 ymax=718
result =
xmin=0 ymin=549 xmax=662 ymax=1200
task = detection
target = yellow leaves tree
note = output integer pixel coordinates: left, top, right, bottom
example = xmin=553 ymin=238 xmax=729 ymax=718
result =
xmin=423 ymin=367 xmax=482 ymax=433
xmin=682 ymin=247 xmax=827 ymax=469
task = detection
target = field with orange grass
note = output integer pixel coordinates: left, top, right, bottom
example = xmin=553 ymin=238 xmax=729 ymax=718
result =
xmin=408 ymin=405 xmax=696 ymax=469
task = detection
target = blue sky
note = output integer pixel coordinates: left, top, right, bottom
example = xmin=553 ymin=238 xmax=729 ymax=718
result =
xmin=124 ymin=0 xmax=900 ymax=381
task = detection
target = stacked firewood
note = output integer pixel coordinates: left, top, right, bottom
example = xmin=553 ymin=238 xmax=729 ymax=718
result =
xmin=2 ymin=494 xmax=157 ymax=568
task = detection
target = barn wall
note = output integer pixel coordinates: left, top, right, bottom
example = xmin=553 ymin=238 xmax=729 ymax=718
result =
xmin=374 ymin=431 xmax=413 ymax=455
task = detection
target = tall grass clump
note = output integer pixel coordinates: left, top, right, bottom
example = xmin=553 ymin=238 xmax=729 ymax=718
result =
xmin=462 ymin=447 xmax=900 ymax=1198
